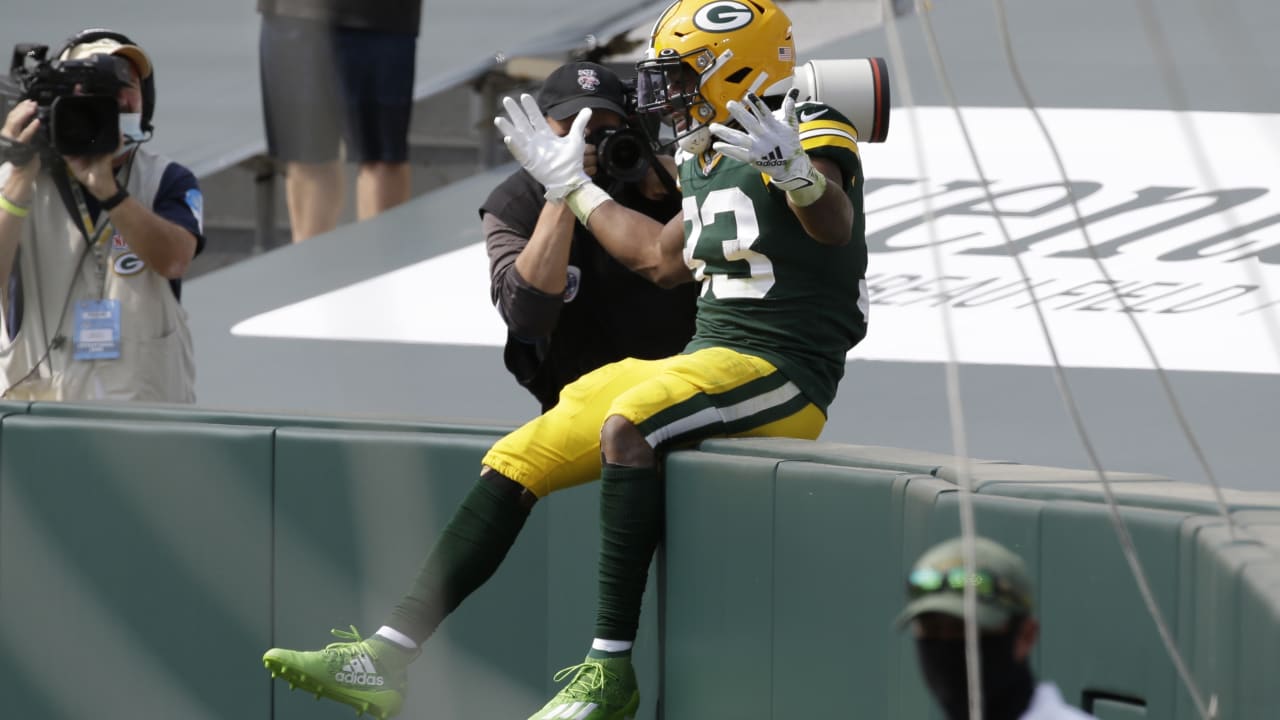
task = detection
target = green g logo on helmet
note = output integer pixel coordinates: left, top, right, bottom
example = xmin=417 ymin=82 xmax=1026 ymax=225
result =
xmin=693 ymin=0 xmax=755 ymax=32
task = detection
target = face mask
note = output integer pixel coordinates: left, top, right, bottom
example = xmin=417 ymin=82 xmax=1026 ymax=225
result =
xmin=915 ymin=631 xmax=1036 ymax=720
xmin=116 ymin=112 xmax=145 ymax=157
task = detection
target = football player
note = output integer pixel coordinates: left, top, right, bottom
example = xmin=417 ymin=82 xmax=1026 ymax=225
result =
xmin=260 ymin=1 xmax=868 ymax=718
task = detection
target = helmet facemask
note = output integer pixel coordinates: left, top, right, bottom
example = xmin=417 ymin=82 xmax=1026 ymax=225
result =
xmin=636 ymin=49 xmax=720 ymax=154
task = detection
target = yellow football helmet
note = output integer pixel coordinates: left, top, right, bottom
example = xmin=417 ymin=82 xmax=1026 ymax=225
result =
xmin=636 ymin=0 xmax=796 ymax=153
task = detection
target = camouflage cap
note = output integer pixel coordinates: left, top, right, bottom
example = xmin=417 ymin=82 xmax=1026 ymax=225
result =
xmin=895 ymin=536 xmax=1034 ymax=631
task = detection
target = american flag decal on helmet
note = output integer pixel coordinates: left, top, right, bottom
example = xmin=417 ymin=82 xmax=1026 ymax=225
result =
xmin=778 ymin=46 xmax=793 ymax=61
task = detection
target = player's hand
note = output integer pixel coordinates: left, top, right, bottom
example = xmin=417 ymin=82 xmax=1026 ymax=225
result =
xmin=709 ymin=88 xmax=817 ymax=192
xmin=495 ymin=93 xmax=592 ymax=201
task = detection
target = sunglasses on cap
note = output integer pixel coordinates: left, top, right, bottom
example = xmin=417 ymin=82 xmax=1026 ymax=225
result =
xmin=907 ymin=567 xmax=1031 ymax=613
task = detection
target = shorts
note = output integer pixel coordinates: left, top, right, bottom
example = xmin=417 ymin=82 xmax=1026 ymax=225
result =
xmin=259 ymin=16 xmax=416 ymax=164
xmin=481 ymin=347 xmax=827 ymax=498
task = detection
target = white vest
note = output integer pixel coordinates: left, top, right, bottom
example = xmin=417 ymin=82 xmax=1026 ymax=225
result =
xmin=0 ymin=150 xmax=196 ymax=402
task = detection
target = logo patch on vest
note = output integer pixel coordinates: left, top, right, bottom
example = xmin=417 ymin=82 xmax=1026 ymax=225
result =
xmin=185 ymin=188 xmax=205 ymax=233
xmin=113 ymin=252 xmax=146 ymax=276
xmin=564 ymin=266 xmax=581 ymax=302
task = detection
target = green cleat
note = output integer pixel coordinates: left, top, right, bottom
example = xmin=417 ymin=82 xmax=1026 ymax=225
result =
xmin=528 ymin=655 xmax=639 ymax=720
xmin=263 ymin=626 xmax=418 ymax=720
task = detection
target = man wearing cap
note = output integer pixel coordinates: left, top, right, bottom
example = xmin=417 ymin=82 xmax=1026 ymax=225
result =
xmin=480 ymin=61 xmax=695 ymax=411
xmin=0 ymin=30 xmax=203 ymax=402
xmin=899 ymin=536 xmax=1096 ymax=720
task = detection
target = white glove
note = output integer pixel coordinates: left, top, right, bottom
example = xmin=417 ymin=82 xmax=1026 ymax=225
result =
xmin=709 ymin=89 xmax=819 ymax=193
xmin=494 ymin=93 xmax=592 ymax=201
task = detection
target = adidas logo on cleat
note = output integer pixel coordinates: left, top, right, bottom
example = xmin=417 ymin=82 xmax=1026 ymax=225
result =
xmin=536 ymin=702 xmax=600 ymax=719
xmin=335 ymin=655 xmax=386 ymax=687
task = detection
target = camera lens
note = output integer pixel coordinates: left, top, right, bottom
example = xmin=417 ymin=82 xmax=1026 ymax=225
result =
xmin=57 ymin=106 xmax=97 ymax=144
xmin=599 ymin=128 xmax=649 ymax=184
xmin=50 ymin=95 xmax=119 ymax=156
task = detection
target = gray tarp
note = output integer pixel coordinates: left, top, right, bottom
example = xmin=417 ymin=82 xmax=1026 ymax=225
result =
xmin=1 ymin=0 xmax=674 ymax=175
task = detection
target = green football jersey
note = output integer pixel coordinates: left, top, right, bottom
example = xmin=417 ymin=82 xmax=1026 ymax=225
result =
xmin=681 ymin=102 xmax=868 ymax=413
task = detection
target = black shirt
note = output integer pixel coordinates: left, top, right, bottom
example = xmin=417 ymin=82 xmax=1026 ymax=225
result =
xmin=481 ymin=169 xmax=697 ymax=411
xmin=258 ymin=0 xmax=422 ymax=34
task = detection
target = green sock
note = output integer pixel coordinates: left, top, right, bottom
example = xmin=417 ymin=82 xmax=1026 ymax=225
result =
xmin=594 ymin=463 xmax=663 ymax=641
xmin=387 ymin=471 xmax=533 ymax=644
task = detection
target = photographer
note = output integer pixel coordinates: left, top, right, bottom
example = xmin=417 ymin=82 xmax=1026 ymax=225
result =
xmin=481 ymin=61 xmax=696 ymax=411
xmin=0 ymin=31 xmax=203 ymax=402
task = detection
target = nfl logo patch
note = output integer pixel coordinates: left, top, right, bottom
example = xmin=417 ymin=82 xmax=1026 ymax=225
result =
xmin=778 ymin=46 xmax=793 ymax=62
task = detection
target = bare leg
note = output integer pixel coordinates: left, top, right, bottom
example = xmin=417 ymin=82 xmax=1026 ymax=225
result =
xmin=356 ymin=161 xmax=412 ymax=220
xmin=285 ymin=160 xmax=344 ymax=243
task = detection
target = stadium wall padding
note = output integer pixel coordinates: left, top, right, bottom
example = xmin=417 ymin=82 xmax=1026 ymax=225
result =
xmin=0 ymin=406 xmax=1275 ymax=719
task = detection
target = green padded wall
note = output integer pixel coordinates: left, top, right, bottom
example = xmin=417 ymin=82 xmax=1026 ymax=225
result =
xmin=29 ymin=400 xmax=509 ymax=436
xmin=663 ymin=452 xmax=779 ymax=718
xmin=0 ymin=400 xmax=30 ymax=417
xmin=1234 ymin=528 xmax=1280 ymax=717
xmin=771 ymin=462 xmax=905 ymax=719
xmin=1033 ymin=502 xmax=1188 ymax=717
xmin=700 ymin=436 xmax=1009 ymax=476
xmin=2 ymin=408 xmax=1277 ymax=719
xmin=664 ymin=437 xmax=1280 ymax=720
xmin=0 ymin=415 xmax=274 ymax=720
xmin=271 ymin=427 xmax=546 ymax=719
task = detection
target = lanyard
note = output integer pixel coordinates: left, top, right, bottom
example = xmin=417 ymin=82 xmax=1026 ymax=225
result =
xmin=63 ymin=156 xmax=134 ymax=299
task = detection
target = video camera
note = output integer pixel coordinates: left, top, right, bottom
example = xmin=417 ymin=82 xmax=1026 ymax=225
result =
xmin=0 ymin=43 xmax=131 ymax=165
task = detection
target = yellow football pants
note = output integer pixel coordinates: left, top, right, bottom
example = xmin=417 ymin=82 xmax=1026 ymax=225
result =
xmin=482 ymin=347 xmax=825 ymax=497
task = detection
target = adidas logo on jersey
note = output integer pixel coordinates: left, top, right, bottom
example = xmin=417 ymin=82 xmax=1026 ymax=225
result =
xmin=756 ymin=147 xmax=788 ymax=167
xmin=335 ymin=655 xmax=386 ymax=687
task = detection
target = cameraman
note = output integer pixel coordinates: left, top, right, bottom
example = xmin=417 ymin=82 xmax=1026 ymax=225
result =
xmin=0 ymin=33 xmax=202 ymax=402
xmin=481 ymin=62 xmax=697 ymax=411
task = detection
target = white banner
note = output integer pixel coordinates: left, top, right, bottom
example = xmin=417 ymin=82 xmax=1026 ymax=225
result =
xmin=234 ymin=107 xmax=1280 ymax=374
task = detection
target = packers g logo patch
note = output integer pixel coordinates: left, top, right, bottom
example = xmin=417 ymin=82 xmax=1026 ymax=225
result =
xmin=693 ymin=0 xmax=754 ymax=32
xmin=113 ymin=252 xmax=146 ymax=276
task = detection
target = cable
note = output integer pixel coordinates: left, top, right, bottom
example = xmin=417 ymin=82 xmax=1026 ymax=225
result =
xmin=883 ymin=3 xmax=984 ymax=718
xmin=1132 ymin=0 xmax=1280 ymax=367
xmin=0 ymin=242 xmax=91 ymax=397
xmin=911 ymin=4 xmax=1216 ymax=718
xmin=980 ymin=0 xmax=1244 ymax=542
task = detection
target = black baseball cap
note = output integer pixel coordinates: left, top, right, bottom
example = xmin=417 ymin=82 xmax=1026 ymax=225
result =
xmin=536 ymin=61 xmax=628 ymax=121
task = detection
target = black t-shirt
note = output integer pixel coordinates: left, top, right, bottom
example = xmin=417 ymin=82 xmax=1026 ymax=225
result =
xmin=258 ymin=0 xmax=422 ymax=34
xmin=481 ymin=169 xmax=697 ymax=410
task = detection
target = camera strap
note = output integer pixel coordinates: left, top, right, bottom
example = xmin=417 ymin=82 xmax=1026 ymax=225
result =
xmin=51 ymin=155 xmax=134 ymax=299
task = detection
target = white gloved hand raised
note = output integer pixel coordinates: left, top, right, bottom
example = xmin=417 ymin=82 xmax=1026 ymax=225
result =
xmin=494 ymin=93 xmax=592 ymax=201
xmin=709 ymin=89 xmax=819 ymax=193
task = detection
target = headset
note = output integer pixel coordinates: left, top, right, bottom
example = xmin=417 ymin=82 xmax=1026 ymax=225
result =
xmin=57 ymin=28 xmax=157 ymax=135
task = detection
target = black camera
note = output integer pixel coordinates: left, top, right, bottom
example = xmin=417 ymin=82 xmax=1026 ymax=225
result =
xmin=0 ymin=43 xmax=130 ymax=164
xmin=590 ymin=126 xmax=651 ymax=184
